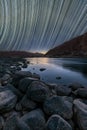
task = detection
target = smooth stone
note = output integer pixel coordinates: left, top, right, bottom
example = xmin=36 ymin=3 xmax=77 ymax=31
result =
xmin=46 ymin=114 xmax=72 ymax=130
xmin=18 ymin=77 xmax=38 ymax=93
xmin=6 ymin=84 xmax=23 ymax=99
xmin=43 ymin=95 xmax=73 ymax=119
xmin=15 ymin=71 xmax=32 ymax=77
xmin=27 ymin=81 xmax=50 ymax=102
xmin=73 ymin=88 xmax=87 ymax=98
xmin=32 ymin=73 xmax=40 ymax=79
xmin=15 ymin=102 xmax=23 ymax=111
xmin=0 ymin=90 xmax=17 ymax=113
xmin=56 ymin=76 xmax=61 ymax=80
xmin=3 ymin=115 xmax=30 ymax=130
xmin=12 ymin=71 xmax=32 ymax=87
xmin=69 ymin=83 xmax=84 ymax=91
xmin=0 ymin=116 xmax=4 ymax=130
xmin=40 ymin=68 xmax=46 ymax=71
xmin=3 ymin=110 xmax=22 ymax=119
xmin=16 ymin=66 xmax=21 ymax=71
xmin=22 ymin=63 xmax=28 ymax=68
xmin=73 ymin=99 xmax=87 ymax=130
xmin=21 ymin=109 xmax=46 ymax=130
xmin=1 ymin=74 xmax=11 ymax=85
xmin=51 ymin=85 xmax=71 ymax=96
xmin=20 ymin=95 xmax=37 ymax=111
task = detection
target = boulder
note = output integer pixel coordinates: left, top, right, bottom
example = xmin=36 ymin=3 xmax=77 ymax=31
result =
xmin=15 ymin=102 xmax=23 ymax=111
xmin=12 ymin=71 xmax=32 ymax=87
xmin=3 ymin=110 xmax=22 ymax=119
xmin=52 ymin=85 xmax=71 ymax=96
xmin=1 ymin=74 xmax=11 ymax=86
xmin=73 ymin=88 xmax=87 ymax=98
xmin=0 ymin=116 xmax=4 ymax=130
xmin=40 ymin=68 xmax=46 ymax=71
xmin=32 ymin=73 xmax=40 ymax=79
xmin=14 ymin=71 xmax=32 ymax=77
xmin=43 ymin=96 xmax=73 ymax=119
xmin=21 ymin=109 xmax=46 ymax=130
xmin=18 ymin=77 xmax=38 ymax=93
xmin=6 ymin=84 xmax=23 ymax=99
xmin=46 ymin=114 xmax=72 ymax=130
xmin=20 ymin=95 xmax=37 ymax=111
xmin=73 ymin=99 xmax=87 ymax=130
xmin=27 ymin=81 xmax=50 ymax=102
xmin=69 ymin=83 xmax=84 ymax=91
xmin=0 ymin=90 xmax=17 ymax=113
xmin=22 ymin=63 xmax=28 ymax=68
xmin=3 ymin=115 xmax=30 ymax=130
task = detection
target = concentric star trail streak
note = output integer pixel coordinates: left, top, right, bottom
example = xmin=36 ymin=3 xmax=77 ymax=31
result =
xmin=0 ymin=0 xmax=87 ymax=52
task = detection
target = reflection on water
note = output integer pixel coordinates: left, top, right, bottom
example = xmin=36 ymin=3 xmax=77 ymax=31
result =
xmin=23 ymin=58 xmax=87 ymax=86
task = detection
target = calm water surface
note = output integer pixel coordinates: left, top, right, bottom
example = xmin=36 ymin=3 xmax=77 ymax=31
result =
xmin=23 ymin=58 xmax=87 ymax=86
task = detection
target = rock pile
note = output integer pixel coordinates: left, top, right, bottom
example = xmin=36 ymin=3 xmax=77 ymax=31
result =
xmin=0 ymin=58 xmax=87 ymax=130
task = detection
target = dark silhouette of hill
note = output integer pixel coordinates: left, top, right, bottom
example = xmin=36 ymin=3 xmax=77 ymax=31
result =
xmin=46 ymin=33 xmax=87 ymax=57
xmin=0 ymin=51 xmax=44 ymax=58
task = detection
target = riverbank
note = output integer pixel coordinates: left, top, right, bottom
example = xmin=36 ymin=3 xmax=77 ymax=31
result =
xmin=0 ymin=57 xmax=87 ymax=130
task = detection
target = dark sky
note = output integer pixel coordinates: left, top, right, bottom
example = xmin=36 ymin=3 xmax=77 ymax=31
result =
xmin=0 ymin=0 xmax=87 ymax=53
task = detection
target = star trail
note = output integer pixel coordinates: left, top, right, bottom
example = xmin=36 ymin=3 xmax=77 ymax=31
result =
xmin=0 ymin=0 xmax=87 ymax=52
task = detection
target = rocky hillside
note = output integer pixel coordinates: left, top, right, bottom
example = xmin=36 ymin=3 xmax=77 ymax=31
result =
xmin=46 ymin=33 xmax=87 ymax=57
xmin=0 ymin=51 xmax=44 ymax=58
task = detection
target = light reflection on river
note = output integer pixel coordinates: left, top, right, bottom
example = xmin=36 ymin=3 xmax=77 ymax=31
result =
xmin=23 ymin=58 xmax=87 ymax=86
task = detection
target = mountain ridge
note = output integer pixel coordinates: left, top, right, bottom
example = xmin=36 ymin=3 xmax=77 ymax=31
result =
xmin=45 ymin=33 xmax=87 ymax=57
xmin=0 ymin=51 xmax=44 ymax=58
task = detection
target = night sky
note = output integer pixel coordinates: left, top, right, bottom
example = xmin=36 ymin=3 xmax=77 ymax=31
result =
xmin=0 ymin=0 xmax=87 ymax=53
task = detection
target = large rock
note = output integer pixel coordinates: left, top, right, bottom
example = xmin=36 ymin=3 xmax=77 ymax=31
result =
xmin=0 ymin=116 xmax=4 ymax=130
xmin=14 ymin=71 xmax=32 ymax=77
xmin=12 ymin=71 xmax=32 ymax=87
xmin=21 ymin=109 xmax=46 ymax=130
xmin=1 ymin=74 xmax=11 ymax=85
xmin=20 ymin=95 xmax=37 ymax=111
xmin=46 ymin=114 xmax=72 ymax=130
xmin=32 ymin=73 xmax=40 ymax=79
xmin=0 ymin=90 xmax=17 ymax=113
xmin=73 ymin=88 xmax=87 ymax=98
xmin=69 ymin=83 xmax=84 ymax=91
xmin=18 ymin=77 xmax=38 ymax=93
xmin=3 ymin=115 xmax=30 ymax=130
xmin=6 ymin=84 xmax=23 ymax=99
xmin=27 ymin=81 xmax=50 ymax=102
xmin=43 ymin=96 xmax=73 ymax=119
xmin=51 ymin=85 xmax=71 ymax=96
xmin=73 ymin=99 xmax=87 ymax=130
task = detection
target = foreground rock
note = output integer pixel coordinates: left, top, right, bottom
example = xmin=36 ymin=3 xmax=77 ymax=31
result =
xmin=74 ymin=99 xmax=87 ymax=130
xmin=46 ymin=114 xmax=72 ymax=130
xmin=12 ymin=71 xmax=32 ymax=87
xmin=21 ymin=109 xmax=46 ymax=130
xmin=4 ymin=115 xmax=30 ymax=130
xmin=18 ymin=77 xmax=38 ymax=93
xmin=0 ymin=58 xmax=87 ymax=130
xmin=0 ymin=89 xmax=17 ymax=113
xmin=73 ymin=88 xmax=87 ymax=98
xmin=0 ymin=116 xmax=4 ymax=129
xmin=27 ymin=81 xmax=50 ymax=102
xmin=6 ymin=84 xmax=23 ymax=99
xmin=20 ymin=95 xmax=37 ymax=111
xmin=43 ymin=95 xmax=73 ymax=119
xmin=50 ymin=84 xmax=71 ymax=96
xmin=69 ymin=83 xmax=84 ymax=91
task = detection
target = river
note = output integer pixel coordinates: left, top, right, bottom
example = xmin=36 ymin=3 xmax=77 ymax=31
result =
xmin=23 ymin=58 xmax=87 ymax=86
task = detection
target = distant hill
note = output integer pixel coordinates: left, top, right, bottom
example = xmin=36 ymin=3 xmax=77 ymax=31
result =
xmin=45 ymin=33 xmax=87 ymax=57
xmin=0 ymin=51 xmax=44 ymax=58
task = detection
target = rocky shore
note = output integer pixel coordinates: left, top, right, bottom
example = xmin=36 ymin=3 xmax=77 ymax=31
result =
xmin=0 ymin=58 xmax=87 ymax=130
